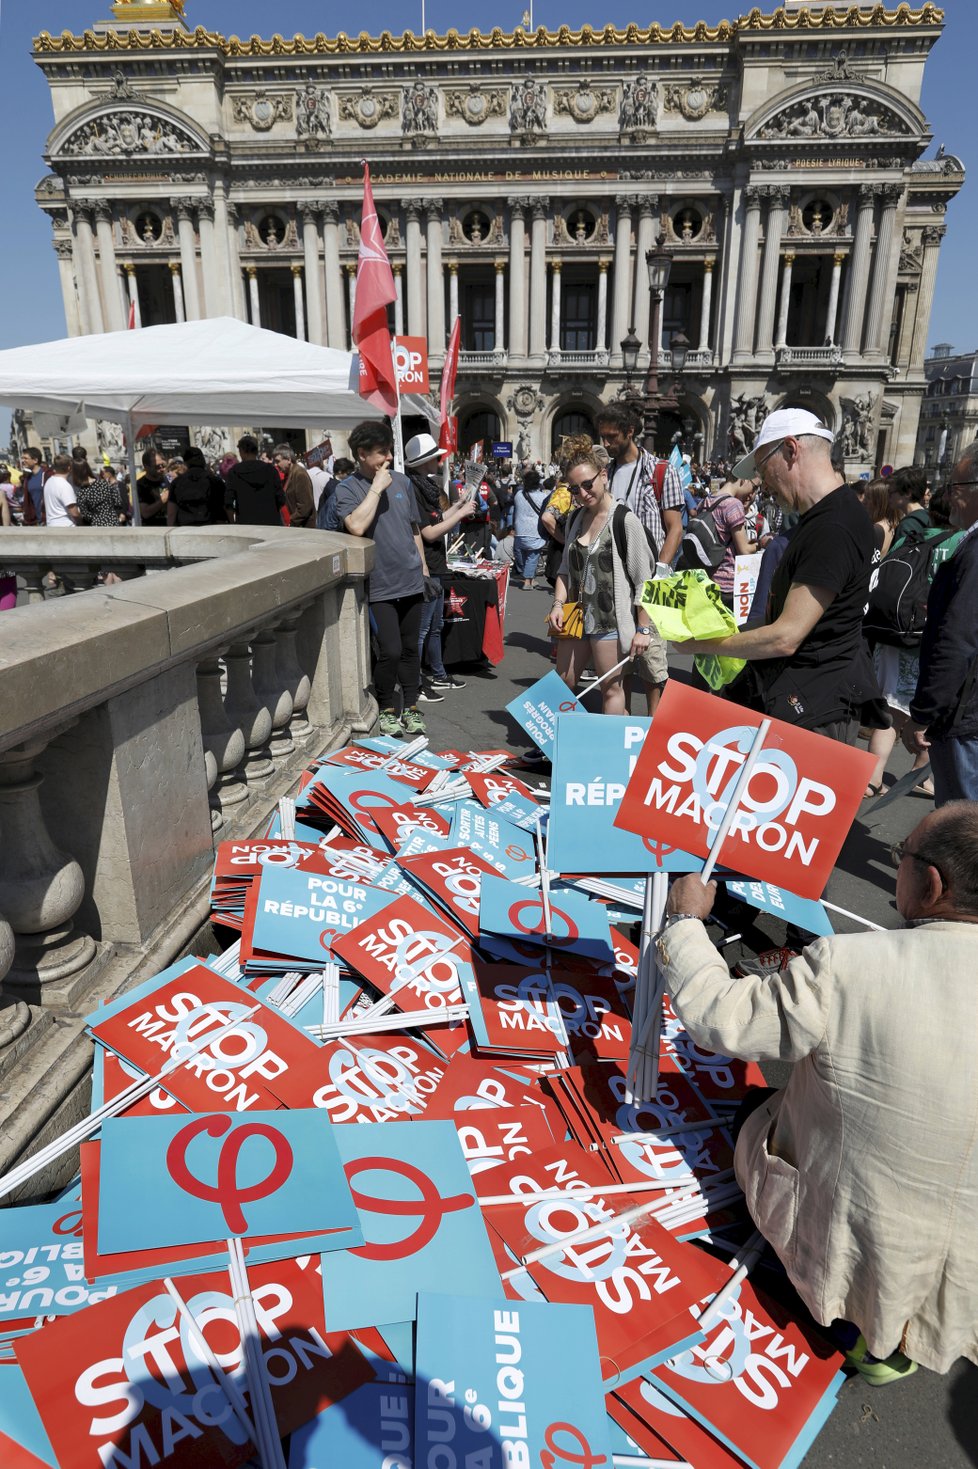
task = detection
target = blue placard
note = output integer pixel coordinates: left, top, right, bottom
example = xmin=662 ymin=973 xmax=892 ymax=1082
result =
xmin=506 ymin=670 xmax=586 ymax=759
xmin=450 ymin=802 xmax=536 ymax=878
xmin=0 ymin=1196 xmax=111 ymax=1323
xmin=251 ymin=865 xmax=395 ymax=962
xmin=289 ymin=1376 xmax=413 ymax=1469
xmin=478 ymin=873 xmax=615 ymax=965
xmin=414 ymin=1293 xmax=614 ymax=1469
xmin=491 ymin=440 xmax=513 ymax=458
xmin=724 ymin=878 xmax=834 ymax=937
xmin=0 ymin=1362 xmax=57 ymax=1466
xmin=320 ymin=1122 xmax=501 ymax=1330
xmin=98 ymin=1110 xmax=362 ymax=1252
xmin=302 ymin=764 xmax=425 ymax=837
xmin=549 ymin=715 xmax=705 ymax=875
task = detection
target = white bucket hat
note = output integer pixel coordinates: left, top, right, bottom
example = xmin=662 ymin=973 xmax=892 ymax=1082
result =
xmin=732 ymin=407 xmax=835 ymax=479
xmin=404 ymin=432 xmax=448 ymax=469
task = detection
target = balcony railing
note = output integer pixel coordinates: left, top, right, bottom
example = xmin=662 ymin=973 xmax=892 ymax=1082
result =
xmin=775 ymin=344 xmax=844 ymax=369
xmin=546 ymin=348 xmax=610 ymax=369
xmin=458 ymin=349 xmax=508 ymax=369
xmin=0 ymin=524 xmax=377 ymax=1197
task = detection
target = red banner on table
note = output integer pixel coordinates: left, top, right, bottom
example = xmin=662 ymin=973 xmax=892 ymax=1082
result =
xmin=613 ymin=683 xmax=875 ymax=899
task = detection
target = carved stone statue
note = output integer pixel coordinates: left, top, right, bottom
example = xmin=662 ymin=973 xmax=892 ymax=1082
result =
xmin=728 ymin=394 xmax=768 ymax=459
xmin=509 ymin=78 xmax=547 ymax=139
xmin=194 ymin=425 xmax=232 ymax=463
xmin=843 ymin=392 xmax=877 ymax=458
xmin=402 ymin=80 xmax=438 ymax=136
xmin=96 ymin=420 xmax=124 ymax=459
xmin=295 ymin=84 xmax=331 ymax=139
xmin=620 ymin=74 xmax=658 ymax=134
xmin=759 ymin=92 xmax=908 ymax=142
xmin=62 ymin=109 xmax=199 ymax=157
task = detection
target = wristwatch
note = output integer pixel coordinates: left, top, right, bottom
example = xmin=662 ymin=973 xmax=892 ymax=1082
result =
xmin=658 ymin=912 xmax=701 ymax=934
xmin=635 ymin=626 xmax=652 ymax=638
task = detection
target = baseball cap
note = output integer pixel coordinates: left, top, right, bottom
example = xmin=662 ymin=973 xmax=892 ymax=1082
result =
xmin=404 ymin=432 xmax=448 ymax=468
xmin=732 ymin=408 xmax=835 ymax=480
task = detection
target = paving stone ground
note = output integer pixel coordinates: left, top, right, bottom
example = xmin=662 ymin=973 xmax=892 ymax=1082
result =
xmin=416 ymin=575 xmax=978 ymax=1469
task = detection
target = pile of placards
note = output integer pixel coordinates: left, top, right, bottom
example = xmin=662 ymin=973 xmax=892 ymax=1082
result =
xmin=0 ymin=691 xmax=879 ymax=1469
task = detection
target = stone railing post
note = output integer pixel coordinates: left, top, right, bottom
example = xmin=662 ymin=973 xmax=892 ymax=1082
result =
xmin=223 ymin=640 xmax=274 ymax=780
xmin=251 ymin=630 xmax=294 ymax=758
xmin=196 ymin=656 xmax=247 ymax=826
xmin=275 ymin=614 xmax=312 ymax=741
xmin=0 ymin=911 xmax=30 ymax=1049
xmin=0 ymin=738 xmax=97 ymax=989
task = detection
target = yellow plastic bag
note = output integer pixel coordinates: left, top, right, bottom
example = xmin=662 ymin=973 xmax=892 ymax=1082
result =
xmin=640 ymin=571 xmax=746 ymax=691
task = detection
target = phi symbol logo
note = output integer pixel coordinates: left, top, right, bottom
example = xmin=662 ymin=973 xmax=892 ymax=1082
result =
xmin=166 ymin=1115 xmax=294 ymax=1233
xmin=540 ymin=1422 xmax=608 ymax=1469
xmin=345 ymin=1156 xmax=473 ymax=1260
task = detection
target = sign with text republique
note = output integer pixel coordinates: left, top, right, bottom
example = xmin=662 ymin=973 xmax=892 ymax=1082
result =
xmin=613 ymin=684 xmax=875 ymax=900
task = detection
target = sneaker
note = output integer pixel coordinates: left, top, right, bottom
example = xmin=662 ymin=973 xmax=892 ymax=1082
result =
xmin=417 ymin=682 xmax=445 ymax=704
xmin=402 ymin=707 xmax=427 ymax=736
xmin=429 ymin=675 xmax=466 ymax=691
xmin=845 ymin=1335 xmax=918 ymax=1387
xmin=378 ymin=708 xmax=404 ymax=738
xmin=733 ymin=947 xmax=800 ymax=979
xmin=579 ymin=668 xmax=598 ymax=683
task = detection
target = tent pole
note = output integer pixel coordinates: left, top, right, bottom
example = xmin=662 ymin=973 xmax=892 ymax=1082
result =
xmin=124 ymin=412 xmax=142 ymax=527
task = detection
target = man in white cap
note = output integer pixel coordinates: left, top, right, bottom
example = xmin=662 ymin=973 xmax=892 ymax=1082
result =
xmin=683 ymin=406 xmax=876 ymax=741
xmin=403 ymin=432 xmax=479 ymax=700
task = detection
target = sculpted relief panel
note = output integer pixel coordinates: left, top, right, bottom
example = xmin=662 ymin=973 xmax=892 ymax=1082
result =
xmin=60 ymin=109 xmax=204 ymax=157
xmin=759 ymin=92 xmax=911 ymax=141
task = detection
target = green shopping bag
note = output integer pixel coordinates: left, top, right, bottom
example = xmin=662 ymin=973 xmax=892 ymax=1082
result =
xmin=640 ymin=571 xmax=746 ymax=691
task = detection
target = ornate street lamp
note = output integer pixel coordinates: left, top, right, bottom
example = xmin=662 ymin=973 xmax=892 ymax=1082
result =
xmin=642 ymin=249 xmax=672 ymax=454
xmin=621 ymin=326 xmax=640 ymax=384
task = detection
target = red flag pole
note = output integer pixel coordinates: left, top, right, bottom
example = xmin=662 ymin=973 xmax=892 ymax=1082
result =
xmin=352 ymin=160 xmax=399 ymax=453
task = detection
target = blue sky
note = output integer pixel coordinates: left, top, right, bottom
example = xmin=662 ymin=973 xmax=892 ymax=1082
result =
xmin=0 ymin=0 xmax=973 ymax=437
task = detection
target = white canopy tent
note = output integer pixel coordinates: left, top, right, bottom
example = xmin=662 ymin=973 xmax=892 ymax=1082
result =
xmin=0 ymin=317 xmax=436 ymax=522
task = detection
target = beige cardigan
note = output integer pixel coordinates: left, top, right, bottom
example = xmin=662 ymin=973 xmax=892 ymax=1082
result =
xmin=657 ymin=917 xmax=978 ymax=1373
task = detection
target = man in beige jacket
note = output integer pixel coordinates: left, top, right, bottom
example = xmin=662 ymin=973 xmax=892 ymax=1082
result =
xmin=659 ymin=801 xmax=978 ymax=1381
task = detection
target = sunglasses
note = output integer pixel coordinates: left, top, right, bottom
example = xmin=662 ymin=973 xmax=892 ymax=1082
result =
xmin=569 ymin=475 xmax=603 ymax=495
xmin=890 ymin=839 xmax=948 ymax=891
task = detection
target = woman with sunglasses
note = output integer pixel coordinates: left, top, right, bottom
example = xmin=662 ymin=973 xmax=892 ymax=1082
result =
xmin=548 ymin=449 xmax=658 ymax=715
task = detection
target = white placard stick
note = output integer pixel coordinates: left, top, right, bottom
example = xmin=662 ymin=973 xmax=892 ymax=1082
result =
xmin=480 ymin=1177 xmax=700 ymax=1206
xmin=164 ymin=1278 xmax=256 ymax=1445
xmin=227 ymin=1238 xmax=286 ymax=1469
xmin=700 ymin=720 xmax=772 ymax=883
xmin=0 ymin=1002 xmax=260 ymax=1200
xmin=381 ymin=734 xmax=428 ymax=768
xmin=534 ymin=811 xmax=552 ymax=938
xmin=306 ymin=1004 xmax=470 ymax=1040
xmin=697 ymin=1229 xmax=765 ymax=1331
xmin=501 ymin=1196 xmax=660 ymax=1279
xmin=277 ymin=797 xmax=296 ymax=841
xmin=565 ymin=653 xmax=632 ymax=704
xmin=821 ymin=900 xmax=885 ymax=931
xmin=608 ymin=1118 xmax=722 ymax=1144
xmin=613 ymin=1457 xmax=692 ymax=1469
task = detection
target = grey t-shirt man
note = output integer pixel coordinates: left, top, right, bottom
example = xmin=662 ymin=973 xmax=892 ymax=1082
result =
xmin=334 ymin=468 xmax=424 ymax=603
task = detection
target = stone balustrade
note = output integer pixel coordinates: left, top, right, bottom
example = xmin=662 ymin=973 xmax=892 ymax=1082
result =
xmin=0 ymin=524 xmax=376 ymax=1198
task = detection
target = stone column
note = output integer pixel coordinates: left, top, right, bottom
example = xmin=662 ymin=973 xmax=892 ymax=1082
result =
xmin=211 ymin=183 xmax=236 ymax=317
xmin=252 ymin=630 xmax=295 ymax=759
xmin=494 ymin=258 xmax=506 ymax=353
xmin=300 ymin=203 xmax=324 ymax=345
xmin=246 ymin=266 xmax=260 ymax=327
xmin=775 ymin=251 xmax=795 ymax=349
xmin=226 ymin=203 xmax=248 ymax=321
xmin=425 ymin=198 xmax=445 ymax=354
xmin=446 ymin=260 xmax=458 ymax=331
xmin=346 ymin=264 xmax=357 ymax=343
xmin=174 ymin=200 xmax=201 ymax=321
xmin=826 ymin=251 xmax=845 ymax=345
xmin=405 ymin=199 xmax=425 ymax=338
xmin=698 ymin=258 xmax=714 ymax=351
xmin=223 ymin=641 xmax=274 ymax=781
xmin=72 ymin=205 xmax=104 ymax=335
xmin=865 ymin=184 xmax=903 ymax=356
xmin=755 ymin=186 xmax=789 ymax=359
xmin=732 ymin=185 xmax=763 ymax=361
xmin=54 ymin=240 xmax=84 ymax=337
xmin=94 ymin=203 xmax=126 ymax=332
xmin=0 ymin=737 xmax=96 ymax=988
xmin=507 ymin=197 xmax=529 ymax=360
xmin=610 ymin=194 xmax=636 ymax=366
xmin=197 ymin=657 xmax=247 ymax=827
xmin=632 ymin=196 xmax=658 ymax=359
xmin=196 ymin=198 xmax=221 ymax=317
xmin=841 ymin=184 xmax=878 ymax=357
xmin=292 ymin=264 xmax=306 ymax=342
xmin=909 ymin=224 xmax=946 ymax=370
xmin=322 ymin=202 xmax=346 ymax=349
xmin=170 ymin=261 xmax=186 ymax=324
xmin=549 ymin=259 xmax=562 ymax=354
xmin=276 ymin=616 xmax=313 ymax=741
xmin=596 ymin=258 xmax=610 ymax=352
xmin=528 ymin=196 xmax=550 ymax=363
xmin=393 ymin=263 xmax=405 ymax=336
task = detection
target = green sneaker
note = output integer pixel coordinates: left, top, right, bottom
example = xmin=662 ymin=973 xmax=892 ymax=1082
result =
xmin=845 ymin=1334 xmax=918 ymax=1387
xmin=378 ymin=708 xmax=404 ymax=738
xmin=401 ymin=706 xmax=426 ymax=736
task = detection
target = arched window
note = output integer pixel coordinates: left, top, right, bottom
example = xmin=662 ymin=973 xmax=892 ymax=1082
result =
xmin=551 ymin=409 xmax=596 ymax=456
xmin=459 ymin=407 xmax=501 ymax=456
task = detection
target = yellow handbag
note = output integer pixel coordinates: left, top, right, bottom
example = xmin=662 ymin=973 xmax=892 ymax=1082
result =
xmin=548 ymin=600 xmax=584 ymax=639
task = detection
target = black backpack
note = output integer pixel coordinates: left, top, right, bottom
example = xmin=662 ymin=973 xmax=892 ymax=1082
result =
xmin=864 ymin=525 xmax=958 ymax=647
xmin=677 ymin=496 xmax=728 ymax=572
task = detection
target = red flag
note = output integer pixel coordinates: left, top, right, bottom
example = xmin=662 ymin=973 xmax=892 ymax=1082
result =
xmin=127 ymin=300 xmax=136 ymax=330
xmin=439 ymin=314 xmax=461 ymax=451
xmin=353 ymin=162 xmax=398 ymax=415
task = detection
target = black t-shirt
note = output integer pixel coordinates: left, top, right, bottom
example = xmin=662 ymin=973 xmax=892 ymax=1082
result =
xmin=757 ymin=484 xmax=876 ymax=726
xmin=225 ymin=459 xmax=284 ymax=527
xmin=409 ymin=470 xmax=448 ymax=577
xmin=136 ymin=473 xmax=167 ymax=523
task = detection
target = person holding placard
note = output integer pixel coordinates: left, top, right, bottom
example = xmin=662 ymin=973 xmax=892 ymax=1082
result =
xmin=548 ymin=448 xmax=661 ymax=715
xmin=656 ymin=802 xmax=978 ymax=1383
